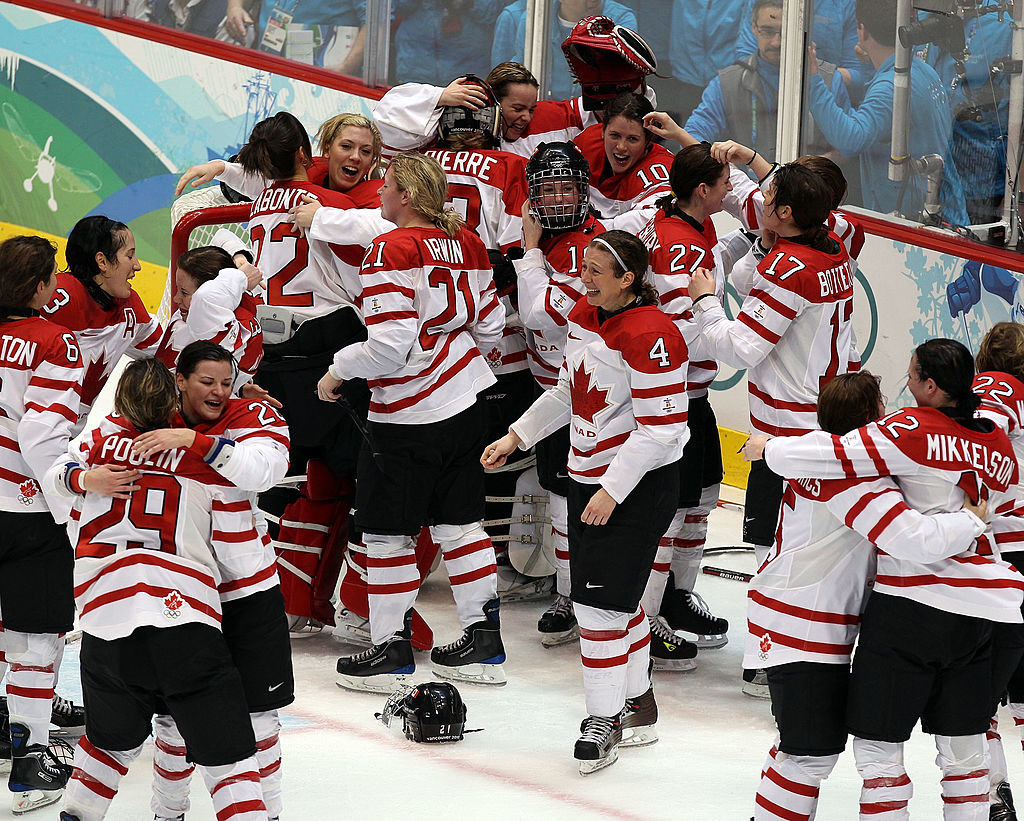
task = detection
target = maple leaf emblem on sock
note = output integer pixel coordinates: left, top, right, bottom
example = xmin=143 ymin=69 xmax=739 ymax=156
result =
xmin=571 ymin=358 xmax=610 ymax=424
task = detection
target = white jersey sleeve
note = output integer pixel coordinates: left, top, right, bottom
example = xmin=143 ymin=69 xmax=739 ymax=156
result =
xmin=374 ymin=83 xmax=444 ymax=154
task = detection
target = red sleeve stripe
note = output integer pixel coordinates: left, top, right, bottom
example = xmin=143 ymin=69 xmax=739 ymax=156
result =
xmin=359 ymin=282 xmax=415 ymax=300
xmin=138 ymin=327 xmax=165 ymax=348
xmin=632 ymin=382 xmax=687 ymax=398
xmin=636 ymin=412 xmax=689 ymax=426
xmin=861 ymin=428 xmax=889 ymax=476
xmin=0 ymin=435 xmax=17 ymax=450
xmin=875 ymin=573 xmax=1024 ymax=591
xmin=29 ymin=376 xmax=83 ymax=394
xmin=571 ymin=431 xmax=631 ymax=458
xmin=569 ymin=464 xmax=609 ymax=478
xmin=659 ymin=287 xmax=689 ymax=304
xmin=738 ymin=312 xmax=782 ymax=344
xmin=235 ymin=430 xmax=290 ymax=448
xmin=995 ymin=531 xmax=1024 ymax=545
xmin=212 ymin=499 xmax=252 ymax=513
xmin=365 ymin=310 xmax=418 ymax=326
xmin=842 ymin=488 xmax=891 ymax=529
xmin=374 ymin=333 xmax=456 ymax=388
xmin=749 ymin=288 xmax=798 ymax=320
xmin=217 ymin=563 xmax=278 ymax=592
xmin=478 ymin=297 xmax=501 ymax=321
xmin=744 ymin=192 xmax=761 ymax=229
xmin=213 ymin=528 xmax=259 ymax=543
xmin=25 ymin=401 xmax=78 ymax=423
xmin=831 ymin=434 xmax=855 ymax=479
xmin=866 ymin=500 xmax=907 ymax=544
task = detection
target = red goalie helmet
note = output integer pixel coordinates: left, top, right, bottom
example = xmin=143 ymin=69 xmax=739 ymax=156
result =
xmin=561 ymin=16 xmax=657 ymax=111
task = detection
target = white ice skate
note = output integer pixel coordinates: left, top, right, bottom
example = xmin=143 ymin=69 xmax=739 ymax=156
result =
xmin=331 ymin=607 xmax=372 ymax=647
xmin=12 ymin=787 xmax=64 ymax=815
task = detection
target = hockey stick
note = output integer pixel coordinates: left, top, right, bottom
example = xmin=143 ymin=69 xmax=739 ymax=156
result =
xmin=702 ymin=565 xmax=753 ymax=583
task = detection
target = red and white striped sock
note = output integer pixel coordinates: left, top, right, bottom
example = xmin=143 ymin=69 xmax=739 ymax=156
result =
xmin=5 ymin=630 xmax=60 ymax=745
xmin=252 ymin=710 xmax=282 ymax=818
xmin=853 ymin=737 xmax=912 ymax=820
xmin=364 ymin=533 xmax=419 ymax=644
xmin=0 ymin=611 xmax=8 ymax=681
xmin=151 ymin=714 xmax=193 ymax=819
xmin=670 ymin=485 xmax=718 ymax=590
xmin=754 ymin=751 xmax=838 ymax=819
xmin=549 ymin=493 xmax=571 ymax=597
xmin=63 ymin=736 xmax=140 ymax=821
xmin=761 ymin=737 xmax=780 ymax=780
xmin=987 ymin=716 xmax=1008 ymax=798
xmin=431 ymin=523 xmax=497 ymax=628
xmin=197 ymin=758 xmax=266 ymax=821
xmin=623 ymin=608 xmax=652 ymax=699
xmin=639 ymin=540 xmax=672 ymax=618
xmin=935 ymin=733 xmax=989 ymax=820
xmin=575 ymin=603 xmax=632 ymax=717
xmin=1011 ymin=702 xmax=1024 ymax=754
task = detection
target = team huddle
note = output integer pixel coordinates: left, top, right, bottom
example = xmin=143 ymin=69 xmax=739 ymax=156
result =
xmin=0 ymin=5 xmax=1020 ymax=821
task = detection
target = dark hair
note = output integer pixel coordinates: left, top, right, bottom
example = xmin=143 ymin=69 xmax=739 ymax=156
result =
xmin=794 ymin=155 xmax=847 ymax=210
xmin=817 ymin=371 xmax=884 ymax=435
xmin=752 ymin=0 xmax=783 ymax=21
xmin=602 ymin=92 xmax=653 ymax=138
xmin=667 ymin=142 xmax=727 ymax=204
xmin=176 ymin=339 xmax=235 ymax=379
xmin=485 ymin=62 xmax=539 ymax=100
xmin=977 ymin=322 xmax=1024 ymax=381
xmin=176 ymin=246 xmax=234 ymax=287
xmin=588 ymin=230 xmax=659 ymax=306
xmin=237 ymin=112 xmax=312 ymax=181
xmin=914 ymin=338 xmax=981 ymax=417
xmin=114 ymin=358 xmax=178 ymax=432
xmin=770 ymin=163 xmax=835 ymax=251
xmin=855 ymin=0 xmax=897 ymax=47
xmin=0 ymin=235 xmax=57 ymax=318
xmin=65 ymin=215 xmax=131 ymax=310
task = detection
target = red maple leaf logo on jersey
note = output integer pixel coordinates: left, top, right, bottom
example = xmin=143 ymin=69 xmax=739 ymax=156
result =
xmin=81 ymin=355 xmax=111 ymax=408
xmin=486 ymin=347 xmax=502 ymax=365
xmin=571 ymin=359 xmax=610 ymax=424
xmin=759 ymin=633 xmax=772 ymax=655
xmin=163 ymin=591 xmax=183 ymax=613
xmin=18 ymin=479 xmax=37 ymax=499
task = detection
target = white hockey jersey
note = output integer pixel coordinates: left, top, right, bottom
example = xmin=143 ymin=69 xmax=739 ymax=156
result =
xmin=332 ymin=225 xmax=505 ymax=424
xmin=42 ymin=273 xmax=163 ymax=432
xmin=511 ymin=300 xmax=690 ymax=503
xmin=744 ymin=475 xmax=986 ymax=670
xmin=0 ymin=316 xmax=82 ymax=521
xmin=764 ymin=406 xmax=1024 ymax=622
xmin=695 ymin=234 xmax=856 ymax=436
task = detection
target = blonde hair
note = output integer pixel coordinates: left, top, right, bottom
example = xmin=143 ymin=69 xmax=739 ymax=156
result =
xmin=315 ymin=113 xmax=383 ymax=178
xmin=388 ymin=152 xmax=463 ymax=238
xmin=977 ymin=321 xmax=1024 ymax=381
xmin=114 ymin=358 xmax=178 ymax=432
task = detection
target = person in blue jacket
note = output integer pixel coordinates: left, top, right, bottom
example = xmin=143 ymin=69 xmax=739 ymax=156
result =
xmin=491 ymin=0 xmax=637 ymax=101
xmin=393 ymin=0 xmax=506 ymax=84
xmin=251 ymin=0 xmax=365 ymax=71
xmin=807 ymin=0 xmax=968 ymax=225
xmin=684 ymin=0 xmax=851 ymax=163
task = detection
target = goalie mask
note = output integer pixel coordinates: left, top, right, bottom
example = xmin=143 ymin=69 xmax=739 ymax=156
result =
xmin=526 ymin=142 xmax=591 ymax=232
xmin=561 ymin=16 xmax=657 ymax=111
xmin=438 ymin=76 xmax=501 ymax=148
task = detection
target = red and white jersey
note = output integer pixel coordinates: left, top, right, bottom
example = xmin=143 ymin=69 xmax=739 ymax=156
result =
xmin=511 ymin=301 xmax=690 ymax=503
xmin=480 ymin=311 xmax=529 ymax=377
xmin=247 ymin=181 xmax=358 ymax=320
xmin=333 ymin=225 xmax=504 ymax=424
xmin=0 ymin=317 xmax=82 ymax=520
xmin=744 ymin=475 xmax=985 ymax=669
xmin=157 ymin=269 xmax=263 ymax=392
xmin=71 ymin=426 xmax=229 ymax=640
xmin=695 ymin=235 xmax=855 ymax=436
xmin=975 ymin=371 xmax=1024 ymax=525
xmin=639 ymin=209 xmax=723 ymax=399
xmin=764 ymin=406 xmax=1024 ymax=622
xmin=572 ymin=123 xmax=673 ymax=222
xmin=42 ymin=274 xmax=162 ymax=430
xmin=515 ymin=217 xmax=604 ymax=388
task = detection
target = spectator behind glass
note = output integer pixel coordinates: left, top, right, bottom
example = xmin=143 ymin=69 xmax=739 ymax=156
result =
xmin=124 ymin=0 xmax=250 ymax=44
xmin=490 ymin=0 xmax=638 ymax=101
xmin=684 ymin=0 xmax=851 ymax=166
xmin=807 ymin=0 xmax=968 ymax=225
xmin=250 ymin=0 xmax=365 ymax=72
xmin=394 ymin=0 xmax=505 ymax=84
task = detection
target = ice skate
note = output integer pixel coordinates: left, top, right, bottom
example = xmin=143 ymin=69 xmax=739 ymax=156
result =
xmin=574 ymin=715 xmax=621 ymax=775
xmin=992 ymin=781 xmax=1017 ymax=820
xmin=331 ymin=606 xmax=372 ymax=647
xmin=661 ymin=583 xmax=729 ymax=649
xmin=538 ymin=595 xmax=580 ymax=647
xmin=649 ymin=616 xmax=697 ymax=672
xmin=497 ymin=564 xmax=553 ymax=603
xmin=619 ymin=687 xmax=658 ymax=748
xmin=285 ymin=614 xmax=324 ymax=635
xmin=742 ymin=668 xmax=771 ymax=699
xmin=8 ymin=725 xmax=72 ymax=814
xmin=336 ymin=636 xmax=415 ymax=694
xmin=0 ymin=698 xmax=10 ymax=775
xmin=431 ymin=598 xmax=507 ymax=686
xmin=49 ymin=695 xmax=85 ymax=738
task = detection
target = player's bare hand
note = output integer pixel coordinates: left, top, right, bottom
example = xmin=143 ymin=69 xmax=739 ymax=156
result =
xmin=289 ymin=194 xmax=322 ymax=232
xmin=642 ymin=111 xmax=692 ymax=145
xmin=688 ymin=267 xmax=717 ymax=300
xmin=742 ymin=434 xmax=770 ymax=462
xmin=238 ymin=261 xmax=264 ymax=291
xmin=962 ymin=495 xmax=989 ymax=522
xmin=581 ymin=487 xmax=616 ymax=525
xmin=175 ymin=160 xmax=226 ymax=196
xmin=438 ymin=77 xmax=489 ymax=109
xmin=317 ymin=371 xmax=343 ymax=402
xmin=807 ymin=43 xmax=819 ymax=75
xmin=81 ymin=465 xmax=141 ymax=499
xmin=240 ymin=381 xmax=283 ymax=408
xmin=711 ymin=140 xmax=755 ymax=165
xmin=131 ymin=428 xmax=198 ymax=459
xmin=521 ymin=202 xmax=543 ymax=250
xmin=224 ymin=1 xmax=252 ymax=42
xmin=482 ymin=431 xmax=522 ymax=469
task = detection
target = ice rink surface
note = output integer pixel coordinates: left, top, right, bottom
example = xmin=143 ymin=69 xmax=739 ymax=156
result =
xmin=10 ymin=490 xmax=1024 ymax=821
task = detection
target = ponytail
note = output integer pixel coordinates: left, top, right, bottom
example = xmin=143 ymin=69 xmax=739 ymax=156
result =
xmin=388 ymin=152 xmax=465 ymax=238
xmin=237 ymin=112 xmax=312 ymax=181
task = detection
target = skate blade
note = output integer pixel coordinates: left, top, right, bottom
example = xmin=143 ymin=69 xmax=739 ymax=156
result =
xmin=540 ymin=626 xmax=580 ymax=647
xmin=0 ymin=758 xmax=10 ymax=775
xmin=49 ymin=725 xmax=85 ymax=739
xmin=619 ymin=726 xmax=658 ymax=748
xmin=652 ymin=658 xmax=697 ymax=672
xmin=62 ymin=630 xmax=82 ymax=645
xmin=336 ymin=671 xmax=413 ymax=694
xmin=578 ymin=747 xmax=618 ymax=775
xmin=11 ymin=787 xmax=64 ymax=814
xmin=330 ymin=625 xmax=373 ymax=647
xmin=741 ymin=682 xmax=771 ymax=700
xmin=672 ymin=630 xmax=727 ymax=650
xmin=431 ymin=662 xmax=507 ymax=686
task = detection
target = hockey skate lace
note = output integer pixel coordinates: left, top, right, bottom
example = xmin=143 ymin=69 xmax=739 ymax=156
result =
xmin=432 ymin=631 xmax=471 ymax=656
xmin=684 ymin=590 xmax=719 ymax=624
xmin=579 ymin=715 xmax=617 ymax=743
xmin=648 ymin=616 xmax=678 ymax=643
xmin=348 ymin=642 xmax=391 ymax=663
xmin=544 ymin=594 xmax=573 ymax=618
xmin=51 ymin=696 xmax=76 ymax=721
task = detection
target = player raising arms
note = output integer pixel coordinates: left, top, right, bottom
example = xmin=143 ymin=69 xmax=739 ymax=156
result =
xmin=485 ymin=230 xmax=690 ymax=773
xmin=322 ymin=152 xmax=507 ymax=692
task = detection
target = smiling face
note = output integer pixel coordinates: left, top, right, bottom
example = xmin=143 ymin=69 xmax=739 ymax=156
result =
xmin=378 ymin=166 xmax=407 ymax=224
xmin=602 ymin=115 xmax=647 ymax=175
xmin=173 ymin=267 xmax=200 ymax=318
xmin=498 ymin=82 xmax=539 ymax=141
xmin=95 ymin=229 xmax=141 ymax=300
xmin=325 ymin=125 xmax=376 ymax=191
xmin=580 ymin=245 xmax=634 ymax=311
xmin=176 ymin=358 xmax=234 ymax=424
xmin=702 ymin=165 xmax=734 ymax=215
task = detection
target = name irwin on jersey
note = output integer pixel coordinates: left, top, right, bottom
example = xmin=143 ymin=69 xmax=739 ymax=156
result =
xmin=925 ymin=432 xmax=1015 ymax=486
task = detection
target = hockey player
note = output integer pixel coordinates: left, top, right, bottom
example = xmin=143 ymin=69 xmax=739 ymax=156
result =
xmin=515 ymin=141 xmax=605 ymax=646
xmin=43 ymin=216 xmax=164 ymax=433
xmin=54 ymin=358 xmax=268 ymax=821
xmin=688 ymin=162 xmax=857 ymax=698
xmin=745 ymin=338 xmax=1024 ymax=821
xmin=485 ymin=230 xmax=690 ymax=773
xmin=746 ymin=371 xmax=989 ymax=821
xmin=323 ymin=152 xmax=507 ymax=692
